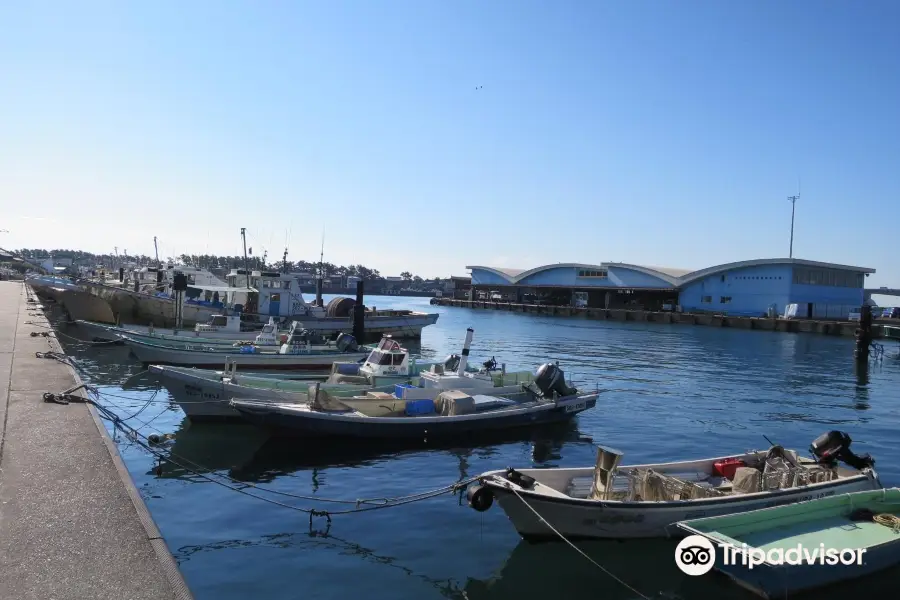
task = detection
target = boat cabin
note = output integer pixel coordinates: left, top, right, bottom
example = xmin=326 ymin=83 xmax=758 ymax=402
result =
xmin=225 ymin=269 xmax=327 ymax=318
xmin=359 ymin=337 xmax=410 ymax=377
xmin=195 ymin=314 xmax=242 ymax=334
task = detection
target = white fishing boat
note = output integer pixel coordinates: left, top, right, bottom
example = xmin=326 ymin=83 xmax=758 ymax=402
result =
xmin=76 ymin=314 xmax=267 ymax=343
xmin=123 ymin=321 xmax=369 ymax=369
xmin=108 ymin=317 xmax=289 ymax=348
xmin=230 ymin=362 xmax=597 ymax=438
xmin=465 ymin=431 xmax=881 ymax=540
xmin=150 ymin=328 xmax=535 ymax=421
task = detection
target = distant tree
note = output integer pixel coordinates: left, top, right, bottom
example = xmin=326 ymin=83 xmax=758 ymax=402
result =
xmin=413 ymin=275 xmax=423 ymax=283
xmin=401 ymin=271 xmax=413 ymax=281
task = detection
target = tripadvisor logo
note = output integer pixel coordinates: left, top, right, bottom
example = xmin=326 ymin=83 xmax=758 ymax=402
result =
xmin=675 ymin=535 xmax=867 ymax=576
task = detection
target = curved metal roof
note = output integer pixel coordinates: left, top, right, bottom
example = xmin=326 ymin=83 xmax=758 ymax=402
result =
xmin=469 ymin=258 xmax=876 ymax=288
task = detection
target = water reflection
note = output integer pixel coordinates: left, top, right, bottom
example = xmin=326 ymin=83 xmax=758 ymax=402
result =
xmin=154 ymin=420 xmax=586 ymax=484
xmin=464 ymin=539 xmax=900 ymax=600
xmin=854 ymin=361 xmax=871 ymax=409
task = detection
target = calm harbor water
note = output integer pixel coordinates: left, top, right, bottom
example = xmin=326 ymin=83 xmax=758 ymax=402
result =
xmin=53 ymin=295 xmax=900 ymax=600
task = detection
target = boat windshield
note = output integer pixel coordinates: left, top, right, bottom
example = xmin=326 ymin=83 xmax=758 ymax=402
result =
xmin=261 ymin=324 xmax=275 ymax=334
xmin=209 ymin=316 xmax=228 ymax=327
xmin=366 ymin=351 xmax=394 ymax=366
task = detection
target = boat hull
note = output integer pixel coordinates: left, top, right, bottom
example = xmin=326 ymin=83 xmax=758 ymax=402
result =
xmin=231 ymin=395 xmax=597 ymax=439
xmin=84 ymin=282 xmax=218 ymax=326
xmin=483 ymin=472 xmax=881 ymax=540
xmin=75 ymin=320 xmax=262 ymax=343
xmin=56 ymin=289 xmax=117 ymax=323
xmin=127 ymin=340 xmax=369 ymax=369
xmin=709 ymin=541 xmax=899 ymax=599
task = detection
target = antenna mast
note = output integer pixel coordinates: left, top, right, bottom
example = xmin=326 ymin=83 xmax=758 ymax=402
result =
xmin=788 ymin=194 xmax=800 ymax=258
xmin=318 ymin=227 xmax=325 ymax=280
xmin=153 ymin=236 xmax=160 ymax=268
xmin=240 ymin=227 xmax=250 ymax=289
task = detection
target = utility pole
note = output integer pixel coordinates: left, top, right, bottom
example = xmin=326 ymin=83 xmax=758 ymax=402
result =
xmin=153 ymin=236 xmax=160 ymax=267
xmin=240 ymin=227 xmax=250 ymax=289
xmin=787 ymin=195 xmax=799 ymax=258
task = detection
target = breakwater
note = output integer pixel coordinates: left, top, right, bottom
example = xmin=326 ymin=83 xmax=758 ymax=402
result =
xmin=431 ymin=298 xmax=889 ymax=338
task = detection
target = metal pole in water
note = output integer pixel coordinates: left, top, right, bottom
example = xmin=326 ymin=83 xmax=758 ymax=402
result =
xmin=855 ymin=304 xmax=872 ymax=362
xmin=457 ymin=327 xmax=474 ymax=375
xmin=352 ymin=280 xmax=365 ymax=341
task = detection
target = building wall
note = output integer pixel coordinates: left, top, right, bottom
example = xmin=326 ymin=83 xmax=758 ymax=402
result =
xmin=789 ymin=284 xmax=864 ymax=319
xmin=678 ymin=264 xmax=793 ymax=316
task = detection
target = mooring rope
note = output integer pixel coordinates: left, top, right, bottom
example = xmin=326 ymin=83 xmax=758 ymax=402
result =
xmin=510 ymin=488 xmax=651 ymax=600
xmin=43 ymin=386 xmax=474 ymax=518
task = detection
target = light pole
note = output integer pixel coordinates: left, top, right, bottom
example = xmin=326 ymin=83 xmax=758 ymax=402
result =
xmin=787 ymin=195 xmax=799 ymax=258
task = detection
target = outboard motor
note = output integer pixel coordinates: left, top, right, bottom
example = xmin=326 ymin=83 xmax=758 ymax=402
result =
xmin=810 ymin=431 xmax=875 ymax=470
xmin=482 ymin=357 xmax=498 ymax=372
xmin=335 ymin=333 xmax=359 ymax=352
xmin=443 ymin=354 xmax=461 ymax=372
xmin=533 ymin=362 xmax=578 ymax=398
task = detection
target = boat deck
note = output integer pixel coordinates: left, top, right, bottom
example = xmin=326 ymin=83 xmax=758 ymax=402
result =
xmin=737 ymin=513 xmax=900 ymax=552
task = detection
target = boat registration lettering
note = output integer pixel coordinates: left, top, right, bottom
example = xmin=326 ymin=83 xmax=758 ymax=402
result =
xmin=564 ymin=402 xmax=585 ymax=413
xmin=584 ymin=514 xmax=644 ymax=525
xmin=184 ymin=384 xmax=221 ymax=400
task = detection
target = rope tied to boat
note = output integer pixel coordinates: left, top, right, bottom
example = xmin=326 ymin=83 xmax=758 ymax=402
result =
xmin=509 ymin=487 xmax=651 ymax=600
xmin=874 ymin=513 xmax=900 ymax=533
xmin=43 ymin=385 xmax=480 ymax=522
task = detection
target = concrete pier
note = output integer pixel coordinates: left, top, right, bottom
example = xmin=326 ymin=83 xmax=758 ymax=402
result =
xmin=0 ymin=282 xmax=192 ymax=600
xmin=432 ymin=298 xmax=885 ymax=339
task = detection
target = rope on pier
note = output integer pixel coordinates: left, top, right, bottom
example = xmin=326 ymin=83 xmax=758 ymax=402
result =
xmin=509 ymin=488 xmax=651 ymax=600
xmin=24 ymin=321 xmax=124 ymax=346
xmin=43 ymin=385 xmax=476 ymax=522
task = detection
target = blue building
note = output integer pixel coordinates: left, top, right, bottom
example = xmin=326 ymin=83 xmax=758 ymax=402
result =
xmin=467 ymin=259 xmax=875 ymax=319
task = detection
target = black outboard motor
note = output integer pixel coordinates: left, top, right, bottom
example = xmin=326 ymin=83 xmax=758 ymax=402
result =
xmin=482 ymin=356 xmax=498 ymax=372
xmin=443 ymin=354 xmax=461 ymax=372
xmin=810 ymin=431 xmax=875 ymax=470
xmin=533 ymin=363 xmax=578 ymax=398
xmin=335 ymin=333 xmax=359 ymax=352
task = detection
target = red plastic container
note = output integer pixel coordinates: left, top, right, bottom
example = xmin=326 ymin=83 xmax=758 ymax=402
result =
xmin=713 ymin=457 xmax=746 ymax=480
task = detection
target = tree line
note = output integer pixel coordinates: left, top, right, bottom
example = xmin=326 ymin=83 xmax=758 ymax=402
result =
xmin=13 ymin=249 xmax=441 ymax=281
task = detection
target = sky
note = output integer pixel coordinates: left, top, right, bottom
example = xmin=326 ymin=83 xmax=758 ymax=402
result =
xmin=1 ymin=1 xmax=898 ymax=292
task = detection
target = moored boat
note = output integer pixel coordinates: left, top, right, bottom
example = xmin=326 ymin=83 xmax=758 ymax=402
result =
xmin=229 ymin=362 xmax=596 ymax=438
xmin=150 ymin=328 xmax=535 ymax=421
xmin=123 ymin=322 xmax=369 ymax=369
xmin=465 ymin=431 xmax=881 ymax=540
xmin=677 ymin=487 xmax=900 ymax=598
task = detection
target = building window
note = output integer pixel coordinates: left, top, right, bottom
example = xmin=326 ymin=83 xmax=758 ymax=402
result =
xmin=701 ymin=295 xmax=712 ymax=303
xmin=720 ymin=275 xmax=726 ymax=282
xmin=577 ymin=269 xmax=608 ymax=278
xmin=792 ymin=267 xmax=864 ymax=288
xmin=720 ymin=296 xmax=732 ymax=304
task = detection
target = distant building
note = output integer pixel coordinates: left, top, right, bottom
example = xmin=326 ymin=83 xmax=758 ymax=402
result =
xmin=468 ymin=258 xmax=874 ymax=318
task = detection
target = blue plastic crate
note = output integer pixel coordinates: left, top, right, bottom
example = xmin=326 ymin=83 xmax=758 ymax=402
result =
xmin=404 ymin=398 xmax=435 ymax=416
xmin=394 ymin=383 xmax=416 ymax=398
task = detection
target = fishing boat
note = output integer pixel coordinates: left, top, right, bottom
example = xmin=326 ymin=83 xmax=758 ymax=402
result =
xmin=465 ymin=431 xmax=881 ymax=540
xmin=108 ymin=317 xmax=290 ymax=348
xmin=75 ymin=314 xmax=266 ymax=343
xmin=150 ymin=328 xmax=535 ymax=421
xmin=677 ymin=487 xmax=900 ymax=598
xmin=122 ymin=322 xmax=369 ymax=369
xmin=229 ymin=362 xmax=597 ymax=438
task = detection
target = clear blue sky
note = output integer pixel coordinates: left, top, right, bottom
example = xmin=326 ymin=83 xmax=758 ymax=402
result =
xmin=2 ymin=1 xmax=898 ymax=293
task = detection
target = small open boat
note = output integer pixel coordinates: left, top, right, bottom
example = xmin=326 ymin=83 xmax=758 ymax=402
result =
xmin=466 ymin=431 xmax=881 ymax=539
xmin=677 ymin=487 xmax=900 ymax=598
xmin=230 ymin=362 xmax=597 ymax=438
